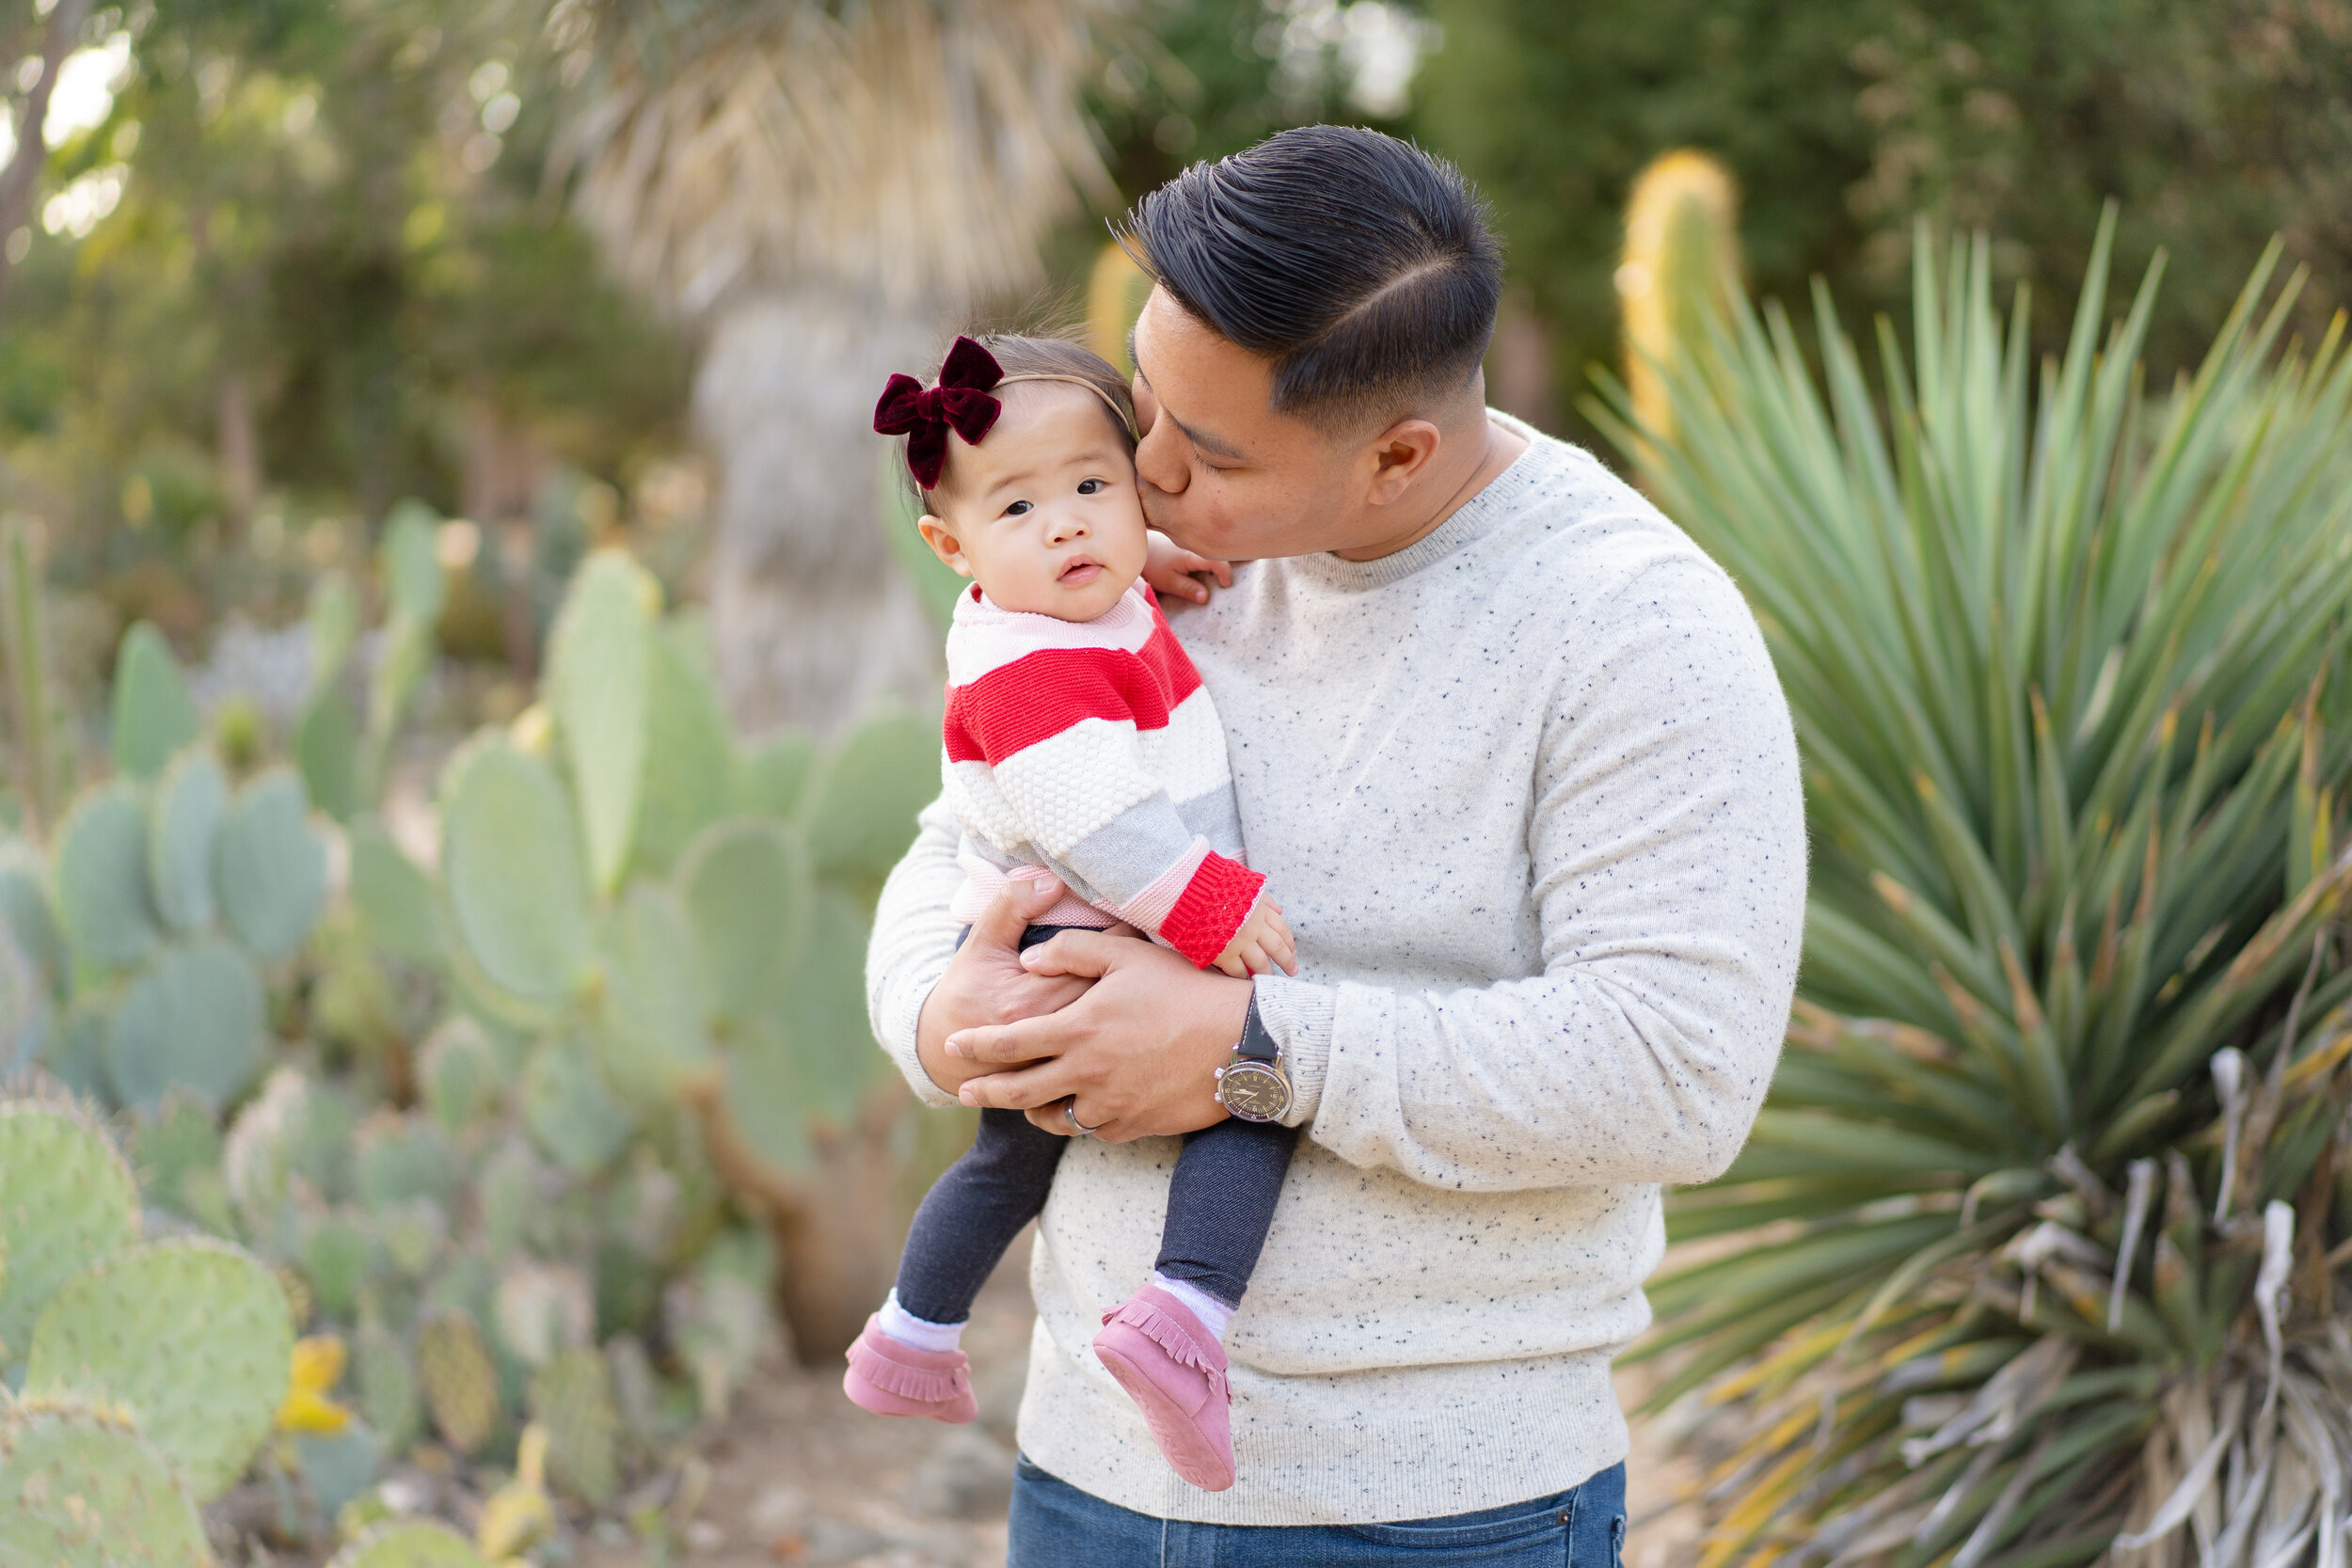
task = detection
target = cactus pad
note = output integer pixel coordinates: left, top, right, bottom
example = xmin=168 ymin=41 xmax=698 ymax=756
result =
xmin=736 ymin=731 xmax=817 ymax=822
xmin=441 ymin=743 xmax=593 ymax=1004
xmin=593 ymin=885 xmax=715 ymax=1104
xmin=521 ymin=1036 xmax=635 ymax=1176
xmin=416 ymin=1309 xmax=500 ymax=1455
xmin=300 ymin=1212 xmax=377 ymax=1322
xmin=352 ymin=1114 xmax=459 ymax=1213
xmin=348 ymin=819 xmax=442 ymax=965
xmin=0 ymin=916 xmax=45 ymax=1075
xmin=214 ymin=768 xmax=328 ymax=961
xmin=55 ymin=781 xmax=160 ymax=971
xmin=0 ymin=839 xmax=66 ymax=995
xmin=131 ymin=1092 xmax=224 ymax=1217
xmin=678 ymin=817 xmax=810 ymax=1027
xmin=294 ymin=691 xmax=362 ymax=823
xmin=354 ymin=1319 xmax=421 ymax=1454
xmin=149 ymin=749 xmax=228 ymax=932
xmin=417 ymin=1018 xmax=501 ymax=1132
xmin=531 ymin=1346 xmax=621 ymax=1505
xmin=548 ymin=551 xmax=655 ymax=895
xmin=0 ymin=1101 xmax=138 ymax=1376
xmin=24 ymin=1235 xmax=294 ymax=1500
xmin=329 ymin=1520 xmax=492 ymax=1568
xmin=380 ymin=501 xmax=448 ymax=626
xmin=631 ymin=625 xmax=736 ymax=876
xmin=104 ymin=938 xmax=267 ymax=1113
xmin=110 ymin=622 xmax=199 ymax=783
xmin=796 ymin=703 xmax=939 ymax=884
xmin=0 ymin=1399 xmax=210 ymax=1568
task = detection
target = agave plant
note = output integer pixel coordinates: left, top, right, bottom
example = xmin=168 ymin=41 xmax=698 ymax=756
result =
xmin=1592 ymin=213 xmax=2352 ymax=1566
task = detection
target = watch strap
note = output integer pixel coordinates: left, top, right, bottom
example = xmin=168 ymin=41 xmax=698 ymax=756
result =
xmin=1237 ymin=989 xmax=1280 ymax=1063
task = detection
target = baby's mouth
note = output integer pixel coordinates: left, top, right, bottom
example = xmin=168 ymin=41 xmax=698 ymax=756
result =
xmin=1058 ymin=556 xmax=1103 ymax=585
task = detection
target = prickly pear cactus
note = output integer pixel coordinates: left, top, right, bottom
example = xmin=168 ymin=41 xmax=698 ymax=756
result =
xmin=417 ymin=1018 xmax=501 ymax=1132
xmin=632 ymin=625 xmax=737 ymax=877
xmin=104 ymin=937 xmax=267 ymax=1112
xmin=676 ymin=817 xmax=809 ymax=1028
xmin=521 ymin=1036 xmax=634 ymax=1176
xmin=149 ymin=748 xmax=228 ymax=932
xmin=54 ymin=781 xmax=160 ymax=971
xmin=0 ymin=1399 xmax=211 ymax=1568
xmin=348 ymin=819 xmax=442 ymax=965
xmin=0 ymin=838 xmax=67 ymax=996
xmin=441 ymin=741 xmax=594 ymax=1004
xmin=213 ymin=766 xmax=329 ymax=961
xmin=593 ymin=884 xmax=716 ymax=1104
xmin=548 ymin=550 xmax=657 ymax=895
xmin=417 ymin=1309 xmax=500 ymax=1455
xmin=0 ymin=916 xmax=45 ymax=1074
xmin=0 ymin=1101 xmax=138 ymax=1375
xmin=23 ymin=1234 xmax=295 ymax=1500
xmin=355 ymin=1318 xmax=421 ymax=1453
xmin=530 ymin=1345 xmax=621 ymax=1505
xmin=110 ymin=622 xmax=200 ymax=784
xmin=795 ymin=702 xmax=941 ymax=886
xmin=329 ymin=1520 xmax=493 ymax=1568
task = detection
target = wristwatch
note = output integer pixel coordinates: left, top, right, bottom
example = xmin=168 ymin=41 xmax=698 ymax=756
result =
xmin=1214 ymin=990 xmax=1292 ymax=1123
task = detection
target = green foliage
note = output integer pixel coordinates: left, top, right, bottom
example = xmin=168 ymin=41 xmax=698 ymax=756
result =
xmin=149 ymin=748 xmax=228 ymax=931
xmin=55 ymin=781 xmax=162 ymax=972
xmin=548 ymin=551 xmax=657 ymax=895
xmin=105 ymin=938 xmax=267 ymax=1112
xmin=417 ymin=1309 xmax=500 ymax=1456
xmin=330 ymin=1521 xmax=493 ymax=1568
xmin=796 ymin=704 xmax=941 ymax=888
xmin=110 ymin=624 xmax=199 ymax=783
xmin=215 ymin=768 xmax=330 ymax=961
xmin=1599 ymin=217 xmax=2352 ymax=1559
xmin=0 ymin=1401 xmax=211 ymax=1568
xmin=531 ymin=1346 xmax=622 ymax=1506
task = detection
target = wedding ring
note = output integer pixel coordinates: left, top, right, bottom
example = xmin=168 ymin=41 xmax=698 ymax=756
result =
xmin=1063 ymin=1101 xmax=1098 ymax=1137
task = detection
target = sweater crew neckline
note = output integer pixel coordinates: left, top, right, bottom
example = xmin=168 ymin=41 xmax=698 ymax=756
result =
xmin=1295 ymin=410 xmax=1550 ymax=592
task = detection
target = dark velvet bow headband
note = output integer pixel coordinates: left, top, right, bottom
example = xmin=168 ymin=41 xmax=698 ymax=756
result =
xmin=873 ymin=335 xmax=1137 ymax=491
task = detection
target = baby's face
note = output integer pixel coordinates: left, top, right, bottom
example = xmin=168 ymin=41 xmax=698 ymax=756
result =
xmin=920 ymin=384 xmax=1149 ymax=622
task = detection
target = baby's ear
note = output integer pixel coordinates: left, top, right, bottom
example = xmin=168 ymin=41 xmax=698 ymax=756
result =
xmin=917 ymin=515 xmax=973 ymax=578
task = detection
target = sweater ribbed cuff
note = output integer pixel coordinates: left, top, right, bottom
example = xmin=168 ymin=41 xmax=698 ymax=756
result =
xmin=1248 ymin=975 xmax=1335 ymax=1128
xmin=882 ymin=970 xmax=962 ymax=1108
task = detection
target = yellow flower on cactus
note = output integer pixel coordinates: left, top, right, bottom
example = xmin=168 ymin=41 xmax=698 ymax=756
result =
xmin=277 ymin=1334 xmax=352 ymax=1434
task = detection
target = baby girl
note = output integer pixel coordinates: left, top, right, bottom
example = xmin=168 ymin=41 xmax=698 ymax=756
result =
xmin=841 ymin=334 xmax=1299 ymax=1492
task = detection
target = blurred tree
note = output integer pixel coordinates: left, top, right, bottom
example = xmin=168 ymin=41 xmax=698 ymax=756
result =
xmin=559 ymin=0 xmax=1126 ymax=738
xmin=0 ymin=0 xmax=99 ymax=313
xmin=1411 ymin=0 xmax=2352 ymax=445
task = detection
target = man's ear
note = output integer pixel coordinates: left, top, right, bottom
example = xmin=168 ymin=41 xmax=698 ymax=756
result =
xmin=1360 ymin=419 xmax=1443 ymax=508
xmin=917 ymin=515 xmax=974 ymax=578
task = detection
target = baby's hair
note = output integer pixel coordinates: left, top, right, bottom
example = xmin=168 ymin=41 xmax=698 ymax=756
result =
xmin=904 ymin=334 xmax=1137 ymax=505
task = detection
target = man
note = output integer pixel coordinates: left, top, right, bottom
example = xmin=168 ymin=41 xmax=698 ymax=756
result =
xmin=866 ymin=125 xmax=1805 ymax=1564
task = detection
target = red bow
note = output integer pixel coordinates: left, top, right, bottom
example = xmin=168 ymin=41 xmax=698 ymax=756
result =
xmin=873 ymin=336 xmax=1005 ymax=489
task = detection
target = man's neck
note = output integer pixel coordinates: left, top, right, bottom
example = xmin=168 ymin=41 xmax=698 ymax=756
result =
xmin=1330 ymin=414 xmax=1531 ymax=563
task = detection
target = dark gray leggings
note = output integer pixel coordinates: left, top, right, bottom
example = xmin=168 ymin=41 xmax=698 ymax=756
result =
xmin=893 ymin=925 xmax=1301 ymax=1325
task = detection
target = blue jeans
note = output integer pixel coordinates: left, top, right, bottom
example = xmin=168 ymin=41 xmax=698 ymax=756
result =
xmin=1008 ymin=1453 xmax=1629 ymax=1566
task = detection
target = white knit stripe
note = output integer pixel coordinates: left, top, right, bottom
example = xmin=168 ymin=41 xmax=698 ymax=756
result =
xmin=1110 ymin=835 xmax=1211 ymax=931
xmin=944 ymin=582 xmax=1156 ymax=685
xmin=1132 ymin=687 xmax=1231 ymax=804
xmin=989 ymin=717 xmax=1163 ymax=859
xmin=942 ymin=759 xmax=1030 ymax=856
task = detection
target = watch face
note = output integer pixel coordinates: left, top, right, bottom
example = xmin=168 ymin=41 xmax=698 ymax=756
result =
xmin=1219 ymin=1063 xmax=1289 ymax=1121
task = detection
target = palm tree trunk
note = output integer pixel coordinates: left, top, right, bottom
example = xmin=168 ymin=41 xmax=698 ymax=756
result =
xmin=695 ymin=287 xmax=941 ymax=737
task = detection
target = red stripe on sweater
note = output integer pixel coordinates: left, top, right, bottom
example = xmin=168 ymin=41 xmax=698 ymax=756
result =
xmin=1158 ymin=852 xmax=1266 ymax=969
xmin=941 ymin=603 xmax=1205 ymax=766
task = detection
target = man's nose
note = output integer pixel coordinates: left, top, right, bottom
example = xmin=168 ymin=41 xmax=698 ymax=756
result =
xmin=1136 ymin=420 xmax=1188 ymax=496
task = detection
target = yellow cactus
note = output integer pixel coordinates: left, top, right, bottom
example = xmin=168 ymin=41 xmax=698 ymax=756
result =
xmin=477 ymin=1422 xmax=557 ymax=1564
xmin=278 ymin=1334 xmax=353 ymax=1434
xmin=1616 ymin=150 xmax=1742 ymax=442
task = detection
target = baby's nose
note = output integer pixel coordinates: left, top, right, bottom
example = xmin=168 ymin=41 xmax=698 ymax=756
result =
xmin=1047 ymin=510 xmax=1089 ymax=543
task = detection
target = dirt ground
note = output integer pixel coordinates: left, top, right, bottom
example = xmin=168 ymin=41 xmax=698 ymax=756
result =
xmin=648 ymin=1233 xmax=1712 ymax=1568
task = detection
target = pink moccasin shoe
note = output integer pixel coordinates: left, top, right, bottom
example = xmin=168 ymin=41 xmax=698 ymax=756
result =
xmin=1091 ymin=1285 xmax=1234 ymax=1491
xmin=842 ymin=1315 xmax=978 ymax=1424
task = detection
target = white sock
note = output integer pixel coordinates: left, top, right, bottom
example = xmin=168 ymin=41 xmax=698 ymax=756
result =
xmin=877 ymin=1290 xmax=966 ymax=1354
xmin=1150 ymin=1272 xmax=1234 ymax=1341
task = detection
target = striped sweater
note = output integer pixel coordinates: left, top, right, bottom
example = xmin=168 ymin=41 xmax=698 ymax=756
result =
xmin=941 ymin=580 xmax=1266 ymax=968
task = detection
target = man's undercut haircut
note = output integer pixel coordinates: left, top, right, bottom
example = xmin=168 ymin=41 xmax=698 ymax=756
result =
xmin=914 ymin=334 xmax=1137 ymax=505
xmin=1120 ymin=126 xmax=1503 ymax=433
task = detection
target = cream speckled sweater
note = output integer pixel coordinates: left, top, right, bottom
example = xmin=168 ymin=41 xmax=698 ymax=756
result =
xmin=866 ymin=418 xmax=1807 ymax=1526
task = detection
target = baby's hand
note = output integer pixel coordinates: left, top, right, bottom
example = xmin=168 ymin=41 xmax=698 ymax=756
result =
xmin=1144 ymin=531 xmax=1233 ymax=606
xmin=1212 ymin=896 xmax=1297 ymax=978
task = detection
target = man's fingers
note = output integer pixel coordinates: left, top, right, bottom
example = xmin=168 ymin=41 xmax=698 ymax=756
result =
xmin=946 ymin=1010 xmax=1075 ymax=1064
xmin=959 ymin=1061 xmax=1076 ymax=1112
xmin=1017 ymin=927 xmax=1131 ymax=980
xmin=969 ymin=871 xmax=1066 ymax=952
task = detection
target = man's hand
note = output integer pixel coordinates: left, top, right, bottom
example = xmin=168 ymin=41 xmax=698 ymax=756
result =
xmin=947 ymin=930 xmax=1253 ymax=1143
xmin=914 ymin=875 xmax=1098 ymax=1095
xmin=1142 ymin=530 xmax=1233 ymax=606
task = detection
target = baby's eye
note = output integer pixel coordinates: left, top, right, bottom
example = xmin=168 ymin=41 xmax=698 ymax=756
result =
xmin=1002 ymin=499 xmax=1032 ymax=517
xmin=1076 ymin=478 xmax=1105 ymax=496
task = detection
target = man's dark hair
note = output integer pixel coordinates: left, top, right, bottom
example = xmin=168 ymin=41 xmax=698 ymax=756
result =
xmin=1119 ymin=125 xmax=1503 ymax=432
